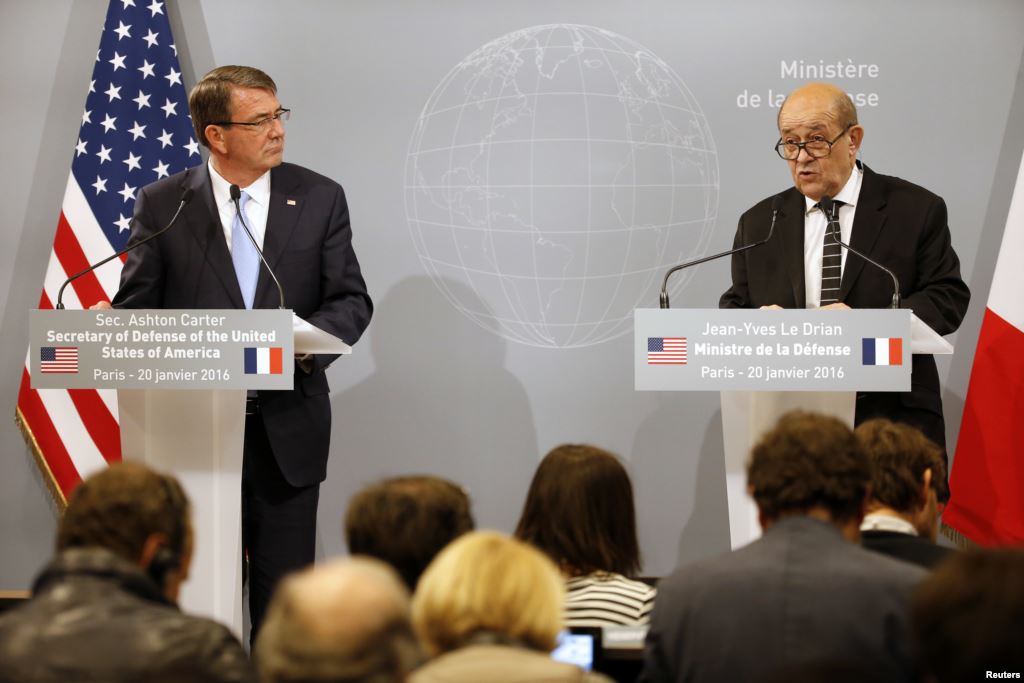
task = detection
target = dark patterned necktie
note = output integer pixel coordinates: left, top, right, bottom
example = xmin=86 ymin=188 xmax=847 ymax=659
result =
xmin=818 ymin=200 xmax=845 ymax=305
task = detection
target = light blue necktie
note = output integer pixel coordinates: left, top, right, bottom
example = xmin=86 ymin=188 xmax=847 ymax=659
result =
xmin=231 ymin=191 xmax=260 ymax=309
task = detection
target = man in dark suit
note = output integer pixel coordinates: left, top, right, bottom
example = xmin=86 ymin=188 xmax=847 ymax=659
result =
xmin=639 ymin=411 xmax=926 ymax=683
xmin=856 ymin=418 xmax=954 ymax=570
xmin=720 ymin=83 xmax=969 ymax=460
xmin=111 ymin=66 xmax=373 ymax=639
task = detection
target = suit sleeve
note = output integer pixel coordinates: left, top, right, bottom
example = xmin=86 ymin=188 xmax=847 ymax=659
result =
xmin=900 ymin=195 xmax=970 ymax=336
xmin=719 ymin=214 xmax=752 ymax=309
xmin=303 ymin=184 xmax=373 ymax=373
xmin=111 ymin=185 xmax=166 ymax=309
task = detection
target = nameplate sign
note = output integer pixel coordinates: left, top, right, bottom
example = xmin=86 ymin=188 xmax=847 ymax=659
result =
xmin=30 ymin=309 xmax=293 ymax=390
xmin=635 ymin=308 xmax=911 ymax=391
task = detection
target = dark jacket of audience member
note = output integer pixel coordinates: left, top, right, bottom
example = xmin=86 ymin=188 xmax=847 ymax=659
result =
xmin=640 ymin=411 xmax=926 ymax=683
xmin=856 ymin=419 xmax=953 ymax=570
xmin=345 ymin=476 xmax=473 ymax=591
xmin=911 ymin=548 xmax=1024 ymax=683
xmin=515 ymin=444 xmax=655 ymax=627
xmin=0 ymin=462 xmax=252 ymax=683
xmin=0 ymin=548 xmax=252 ymax=683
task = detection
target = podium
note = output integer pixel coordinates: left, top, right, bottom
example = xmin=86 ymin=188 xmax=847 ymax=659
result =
xmin=635 ymin=308 xmax=951 ymax=549
xmin=30 ymin=309 xmax=350 ymax=638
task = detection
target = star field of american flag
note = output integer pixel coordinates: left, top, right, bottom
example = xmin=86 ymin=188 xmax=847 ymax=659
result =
xmin=16 ymin=0 xmax=201 ymax=503
xmin=74 ymin=0 xmax=200 ymax=253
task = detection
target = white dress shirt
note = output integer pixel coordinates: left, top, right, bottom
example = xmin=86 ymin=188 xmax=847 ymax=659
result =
xmin=208 ymin=159 xmax=271 ymax=254
xmin=803 ymin=164 xmax=863 ymax=308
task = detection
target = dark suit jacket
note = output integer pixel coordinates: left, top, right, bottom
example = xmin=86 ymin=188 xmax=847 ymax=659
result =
xmin=113 ymin=162 xmax=372 ymax=487
xmin=639 ymin=517 xmax=927 ymax=683
xmin=861 ymin=529 xmax=954 ymax=570
xmin=720 ymin=164 xmax=969 ymax=425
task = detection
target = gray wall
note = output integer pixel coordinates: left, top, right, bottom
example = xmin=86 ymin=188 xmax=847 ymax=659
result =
xmin=3 ymin=0 xmax=1023 ymax=588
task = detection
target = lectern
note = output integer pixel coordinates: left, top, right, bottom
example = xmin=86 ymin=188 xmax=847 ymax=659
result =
xmin=31 ymin=309 xmax=349 ymax=638
xmin=635 ymin=308 xmax=951 ymax=549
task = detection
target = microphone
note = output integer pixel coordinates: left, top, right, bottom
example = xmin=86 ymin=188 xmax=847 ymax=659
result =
xmin=229 ymin=184 xmax=286 ymax=309
xmin=659 ymin=194 xmax=783 ymax=309
xmin=56 ymin=187 xmax=194 ymax=309
xmin=818 ymin=195 xmax=901 ymax=309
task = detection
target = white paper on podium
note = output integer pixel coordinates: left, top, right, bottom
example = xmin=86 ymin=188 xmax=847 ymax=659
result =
xmin=911 ymin=313 xmax=953 ymax=355
xmin=293 ymin=314 xmax=352 ymax=355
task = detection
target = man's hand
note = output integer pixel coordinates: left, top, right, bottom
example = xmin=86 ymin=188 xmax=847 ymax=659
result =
xmin=90 ymin=301 xmax=112 ymax=310
xmin=820 ymin=302 xmax=851 ymax=310
xmin=759 ymin=304 xmax=783 ymax=310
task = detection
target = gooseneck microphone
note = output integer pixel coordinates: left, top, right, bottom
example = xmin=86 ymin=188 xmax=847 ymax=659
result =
xmin=659 ymin=194 xmax=783 ymax=309
xmin=229 ymin=184 xmax=286 ymax=309
xmin=56 ymin=187 xmax=194 ymax=309
xmin=818 ymin=195 xmax=901 ymax=310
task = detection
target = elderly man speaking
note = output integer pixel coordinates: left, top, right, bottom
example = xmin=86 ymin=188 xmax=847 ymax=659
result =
xmin=720 ymin=82 xmax=969 ymax=478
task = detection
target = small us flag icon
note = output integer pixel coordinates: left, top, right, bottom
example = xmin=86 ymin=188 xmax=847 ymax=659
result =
xmin=648 ymin=337 xmax=687 ymax=364
xmin=40 ymin=346 xmax=79 ymax=374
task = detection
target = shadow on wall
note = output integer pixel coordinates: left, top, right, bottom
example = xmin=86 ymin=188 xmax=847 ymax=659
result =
xmin=631 ymin=394 xmax=731 ymax=577
xmin=324 ymin=275 xmax=539 ymax=538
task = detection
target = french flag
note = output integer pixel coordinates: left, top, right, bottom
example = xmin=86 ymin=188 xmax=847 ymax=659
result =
xmin=862 ymin=337 xmax=903 ymax=366
xmin=244 ymin=347 xmax=284 ymax=375
xmin=945 ymin=149 xmax=1024 ymax=545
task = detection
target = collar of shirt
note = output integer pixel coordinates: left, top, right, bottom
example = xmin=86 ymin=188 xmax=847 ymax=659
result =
xmin=208 ymin=159 xmax=271 ymax=253
xmin=860 ymin=512 xmax=918 ymax=536
xmin=802 ymin=163 xmax=864 ymax=308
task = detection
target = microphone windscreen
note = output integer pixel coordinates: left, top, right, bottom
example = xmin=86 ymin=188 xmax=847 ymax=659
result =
xmin=180 ymin=188 xmax=194 ymax=205
xmin=229 ymin=184 xmax=241 ymax=201
xmin=770 ymin=194 xmax=784 ymax=213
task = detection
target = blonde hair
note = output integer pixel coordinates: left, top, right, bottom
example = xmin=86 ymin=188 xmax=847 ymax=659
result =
xmin=411 ymin=531 xmax=565 ymax=656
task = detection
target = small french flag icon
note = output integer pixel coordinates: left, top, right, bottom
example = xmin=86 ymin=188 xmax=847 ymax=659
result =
xmin=862 ymin=337 xmax=903 ymax=366
xmin=244 ymin=347 xmax=284 ymax=375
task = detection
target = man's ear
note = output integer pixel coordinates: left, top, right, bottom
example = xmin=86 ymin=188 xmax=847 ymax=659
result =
xmin=848 ymin=125 xmax=864 ymax=156
xmin=138 ymin=532 xmax=171 ymax=572
xmin=920 ymin=468 xmax=934 ymax=508
xmin=204 ymin=125 xmax=227 ymax=155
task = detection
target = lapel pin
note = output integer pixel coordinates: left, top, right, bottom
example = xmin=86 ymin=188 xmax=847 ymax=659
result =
xmin=286 ymin=199 xmax=297 ymax=206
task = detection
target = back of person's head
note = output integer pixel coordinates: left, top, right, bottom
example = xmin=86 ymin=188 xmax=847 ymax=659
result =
xmin=911 ymin=548 xmax=1024 ymax=682
xmin=411 ymin=531 xmax=565 ymax=657
xmin=748 ymin=411 xmax=870 ymax=525
xmin=255 ymin=557 xmax=420 ymax=683
xmin=344 ymin=476 xmax=474 ymax=590
xmin=515 ymin=443 xmax=641 ymax=576
xmin=57 ymin=461 xmax=190 ymax=567
xmin=856 ymin=419 xmax=946 ymax=536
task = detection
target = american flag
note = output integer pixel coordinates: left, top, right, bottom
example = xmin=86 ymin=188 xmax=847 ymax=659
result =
xmin=648 ymin=337 xmax=687 ymax=364
xmin=15 ymin=0 xmax=200 ymax=503
xmin=40 ymin=347 xmax=80 ymax=374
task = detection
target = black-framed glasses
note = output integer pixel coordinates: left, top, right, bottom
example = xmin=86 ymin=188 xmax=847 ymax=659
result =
xmin=775 ymin=123 xmax=852 ymax=161
xmin=211 ymin=108 xmax=290 ymax=131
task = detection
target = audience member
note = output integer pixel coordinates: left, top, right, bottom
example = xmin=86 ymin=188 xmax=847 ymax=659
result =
xmin=255 ymin=557 xmax=421 ymax=683
xmin=856 ymin=418 xmax=953 ymax=569
xmin=911 ymin=548 xmax=1024 ymax=682
xmin=640 ymin=411 xmax=926 ymax=683
xmin=515 ymin=444 xmax=655 ymax=627
xmin=344 ymin=475 xmax=474 ymax=591
xmin=0 ymin=462 xmax=253 ymax=683
xmin=410 ymin=531 xmax=612 ymax=683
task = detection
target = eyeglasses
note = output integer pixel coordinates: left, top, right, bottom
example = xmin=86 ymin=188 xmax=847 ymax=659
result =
xmin=211 ymin=108 xmax=291 ymax=131
xmin=775 ymin=124 xmax=852 ymax=161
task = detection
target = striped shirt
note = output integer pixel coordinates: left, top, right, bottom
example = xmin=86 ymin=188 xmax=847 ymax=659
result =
xmin=565 ymin=573 xmax=657 ymax=627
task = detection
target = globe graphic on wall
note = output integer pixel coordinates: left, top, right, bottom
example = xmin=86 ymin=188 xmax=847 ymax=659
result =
xmin=404 ymin=24 xmax=718 ymax=348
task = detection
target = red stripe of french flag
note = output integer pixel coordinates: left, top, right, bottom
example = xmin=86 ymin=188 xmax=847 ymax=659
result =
xmin=945 ymin=149 xmax=1024 ymax=545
